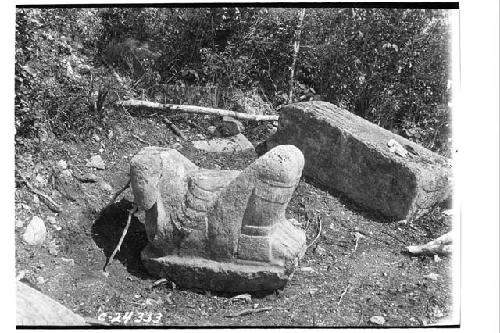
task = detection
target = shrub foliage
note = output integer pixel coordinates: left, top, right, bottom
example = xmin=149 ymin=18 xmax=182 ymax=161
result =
xmin=15 ymin=7 xmax=452 ymax=155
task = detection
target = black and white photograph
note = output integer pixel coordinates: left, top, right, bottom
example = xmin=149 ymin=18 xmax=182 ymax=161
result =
xmin=8 ymin=1 xmax=497 ymax=330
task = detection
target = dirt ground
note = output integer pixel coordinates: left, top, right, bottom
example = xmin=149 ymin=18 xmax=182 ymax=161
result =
xmin=15 ymin=109 xmax=455 ymax=327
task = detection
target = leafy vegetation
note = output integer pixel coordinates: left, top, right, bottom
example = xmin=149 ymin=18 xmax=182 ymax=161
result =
xmin=15 ymin=7 xmax=452 ymax=155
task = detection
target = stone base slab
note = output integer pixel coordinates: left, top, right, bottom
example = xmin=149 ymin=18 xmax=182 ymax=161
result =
xmin=141 ymin=245 xmax=294 ymax=293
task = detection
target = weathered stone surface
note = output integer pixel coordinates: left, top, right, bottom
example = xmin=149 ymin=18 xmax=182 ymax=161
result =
xmin=268 ymin=101 xmax=451 ymax=220
xmin=17 ymin=281 xmax=87 ymax=326
xmin=192 ymin=133 xmax=254 ymax=153
xmin=23 ymin=216 xmax=46 ymax=245
xmin=130 ymin=145 xmax=306 ymax=292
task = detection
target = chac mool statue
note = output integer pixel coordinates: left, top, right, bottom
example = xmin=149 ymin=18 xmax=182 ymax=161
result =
xmin=130 ymin=145 xmax=307 ymax=293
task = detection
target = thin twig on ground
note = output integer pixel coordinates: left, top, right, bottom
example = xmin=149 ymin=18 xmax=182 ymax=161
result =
xmin=106 ymin=179 xmax=130 ymax=208
xmin=225 ymin=306 xmax=273 ymax=318
xmin=103 ymin=205 xmax=137 ymax=272
xmin=353 ymin=232 xmax=365 ymax=253
xmin=357 ymin=302 xmax=364 ymax=326
xmin=337 ymin=282 xmax=351 ymax=305
xmin=305 ymin=216 xmax=322 ymax=252
xmin=15 ymin=169 xmax=62 ymax=213
xmin=132 ymin=134 xmax=151 ymax=145
xmin=159 ymin=115 xmax=187 ymax=140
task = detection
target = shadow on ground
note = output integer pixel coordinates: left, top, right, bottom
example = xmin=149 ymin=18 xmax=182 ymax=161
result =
xmin=91 ymin=199 xmax=150 ymax=279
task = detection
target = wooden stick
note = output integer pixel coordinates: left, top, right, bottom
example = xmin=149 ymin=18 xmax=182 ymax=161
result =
xmin=159 ymin=116 xmax=187 ymax=140
xmin=132 ymin=134 xmax=151 ymax=145
xmin=225 ymin=307 xmax=273 ymax=318
xmin=305 ymin=216 xmax=322 ymax=252
xmin=406 ymin=231 xmax=453 ymax=256
xmin=337 ymin=282 xmax=350 ymax=305
xmin=103 ymin=205 xmax=137 ymax=272
xmin=357 ymin=302 xmax=364 ymax=326
xmin=117 ymin=99 xmax=279 ymax=122
xmin=106 ymin=179 xmax=130 ymax=208
xmin=16 ymin=170 xmax=62 ymax=213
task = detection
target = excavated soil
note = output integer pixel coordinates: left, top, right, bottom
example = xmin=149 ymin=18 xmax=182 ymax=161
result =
xmin=15 ymin=109 xmax=456 ymax=327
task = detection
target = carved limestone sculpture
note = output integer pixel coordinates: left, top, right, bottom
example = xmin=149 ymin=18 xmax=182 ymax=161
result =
xmin=130 ymin=145 xmax=306 ymax=293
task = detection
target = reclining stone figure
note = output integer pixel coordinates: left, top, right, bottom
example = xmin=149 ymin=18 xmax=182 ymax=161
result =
xmin=130 ymin=145 xmax=307 ymax=293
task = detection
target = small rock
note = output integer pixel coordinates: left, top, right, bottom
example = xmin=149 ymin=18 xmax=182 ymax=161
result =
xmin=33 ymin=195 xmax=40 ymax=206
xmin=57 ymin=160 xmax=68 ymax=170
xmin=47 ymin=240 xmax=59 ymax=255
xmin=100 ymin=181 xmax=113 ymax=193
xmin=86 ymin=155 xmax=105 ymax=170
xmin=431 ymin=305 xmax=444 ymax=318
xmin=36 ymin=276 xmax=46 ymax=285
xmin=207 ymin=126 xmax=217 ymax=135
xmin=269 ymin=126 xmax=278 ymax=136
xmin=308 ymin=288 xmax=319 ymax=296
xmin=370 ymin=315 xmax=386 ymax=325
xmin=61 ymin=169 xmax=73 ymax=178
xmin=92 ymin=134 xmax=100 ymax=142
xmin=314 ymin=245 xmax=326 ymax=256
xmin=35 ymin=174 xmax=48 ymax=186
xmin=98 ymin=148 xmax=104 ymax=153
xmin=61 ymin=258 xmax=75 ymax=266
xmin=108 ymin=130 xmax=114 ymax=139
xmin=23 ymin=216 xmax=47 ymax=245
xmin=433 ymin=254 xmax=442 ymax=262
xmin=15 ymin=219 xmax=25 ymax=228
xmin=300 ymin=267 xmax=315 ymax=273
xmin=424 ymin=273 xmax=439 ymax=281
xmin=232 ymin=293 xmax=252 ymax=302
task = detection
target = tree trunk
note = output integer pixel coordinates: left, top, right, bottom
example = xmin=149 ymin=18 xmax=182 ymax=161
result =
xmin=117 ymin=100 xmax=279 ymax=121
xmin=288 ymin=9 xmax=306 ymax=104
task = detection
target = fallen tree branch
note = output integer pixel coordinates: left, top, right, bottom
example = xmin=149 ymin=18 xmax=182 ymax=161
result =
xmin=337 ymin=282 xmax=351 ymax=305
xmin=158 ymin=115 xmax=187 ymax=140
xmin=405 ymin=231 xmax=453 ymax=256
xmin=106 ymin=179 xmax=130 ymax=208
xmin=117 ymin=99 xmax=279 ymax=122
xmin=103 ymin=205 xmax=137 ymax=272
xmin=225 ymin=306 xmax=273 ymax=318
xmin=305 ymin=216 xmax=322 ymax=252
xmin=132 ymin=134 xmax=151 ymax=145
xmin=16 ymin=170 xmax=62 ymax=213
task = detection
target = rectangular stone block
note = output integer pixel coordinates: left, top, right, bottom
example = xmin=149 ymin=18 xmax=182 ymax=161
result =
xmin=269 ymin=101 xmax=452 ymax=220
